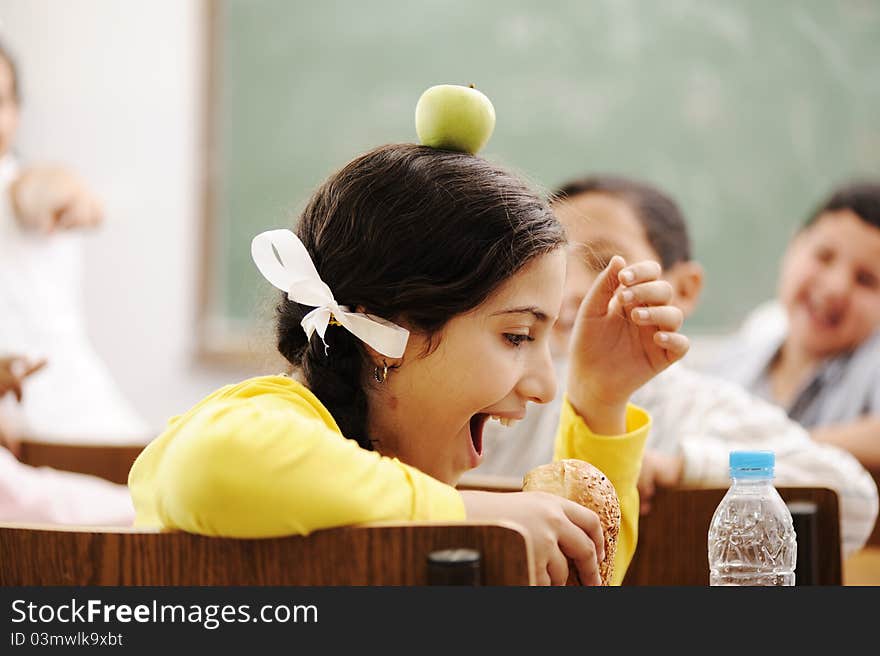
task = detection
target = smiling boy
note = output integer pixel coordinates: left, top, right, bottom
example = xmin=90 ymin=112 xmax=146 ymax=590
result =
xmin=712 ymin=182 xmax=880 ymax=471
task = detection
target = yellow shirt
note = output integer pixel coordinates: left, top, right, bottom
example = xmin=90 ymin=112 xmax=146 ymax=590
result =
xmin=129 ymin=375 xmax=649 ymax=585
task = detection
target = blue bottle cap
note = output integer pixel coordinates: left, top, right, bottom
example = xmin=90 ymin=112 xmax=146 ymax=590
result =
xmin=729 ymin=450 xmax=774 ymax=478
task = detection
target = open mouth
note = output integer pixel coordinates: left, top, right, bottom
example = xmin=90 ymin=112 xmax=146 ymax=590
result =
xmin=469 ymin=413 xmax=489 ymax=456
xmin=804 ymin=299 xmax=843 ymax=329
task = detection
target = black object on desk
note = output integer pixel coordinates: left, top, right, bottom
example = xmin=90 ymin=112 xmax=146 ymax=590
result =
xmin=787 ymin=500 xmax=819 ymax=586
xmin=426 ymin=548 xmax=482 ymax=585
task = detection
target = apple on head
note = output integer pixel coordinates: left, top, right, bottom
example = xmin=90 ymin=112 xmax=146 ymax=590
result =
xmin=415 ymin=84 xmax=496 ymax=155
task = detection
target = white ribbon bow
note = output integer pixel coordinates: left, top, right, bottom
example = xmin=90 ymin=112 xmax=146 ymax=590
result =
xmin=251 ymin=229 xmax=410 ymax=358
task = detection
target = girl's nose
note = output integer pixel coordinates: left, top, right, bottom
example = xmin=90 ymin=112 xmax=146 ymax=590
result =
xmin=518 ymin=344 xmax=557 ymax=405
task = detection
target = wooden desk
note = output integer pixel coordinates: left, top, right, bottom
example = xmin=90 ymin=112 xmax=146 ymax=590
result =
xmin=843 ymin=547 xmax=880 ymax=586
xmin=17 ymin=441 xmax=146 ymax=485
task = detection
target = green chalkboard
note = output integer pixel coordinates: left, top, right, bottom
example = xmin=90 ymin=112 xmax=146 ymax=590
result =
xmin=206 ymin=0 xmax=880 ymax=342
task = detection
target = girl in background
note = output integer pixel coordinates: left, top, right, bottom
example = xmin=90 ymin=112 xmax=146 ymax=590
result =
xmin=0 ymin=41 xmax=136 ymax=526
xmin=0 ymin=40 xmax=149 ymax=444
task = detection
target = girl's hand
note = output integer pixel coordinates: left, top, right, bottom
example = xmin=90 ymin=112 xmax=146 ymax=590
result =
xmin=0 ymin=410 xmax=21 ymax=456
xmin=637 ymin=450 xmax=684 ymax=515
xmin=567 ymin=256 xmax=689 ymax=434
xmin=10 ymin=167 xmax=104 ymax=234
xmin=0 ymin=356 xmax=46 ymax=456
xmin=0 ymin=356 xmax=47 ymax=401
xmin=461 ymin=490 xmax=604 ymax=586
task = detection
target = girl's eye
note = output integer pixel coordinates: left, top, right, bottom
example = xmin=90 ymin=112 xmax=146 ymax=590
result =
xmin=504 ymin=333 xmax=534 ymax=348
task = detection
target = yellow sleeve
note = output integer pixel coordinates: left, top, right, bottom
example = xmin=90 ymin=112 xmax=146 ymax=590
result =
xmin=554 ymin=398 xmax=650 ymax=586
xmin=129 ymin=394 xmax=465 ymax=537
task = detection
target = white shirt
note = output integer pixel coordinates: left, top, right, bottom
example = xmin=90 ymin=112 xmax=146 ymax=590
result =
xmin=0 ymin=154 xmax=149 ymax=443
xmin=0 ymin=447 xmax=133 ymax=525
xmin=708 ymin=300 xmax=880 ymax=427
xmin=474 ymin=360 xmax=879 ymax=558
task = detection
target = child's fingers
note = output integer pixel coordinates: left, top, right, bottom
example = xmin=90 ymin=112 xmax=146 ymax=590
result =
xmin=630 ymin=305 xmax=683 ymax=332
xmin=580 ymin=255 xmax=626 ymax=319
xmin=28 ymin=212 xmax=54 ymax=234
xmin=637 ymin=471 xmax=656 ymax=516
xmin=9 ymin=378 xmax=23 ymax=403
xmin=57 ymin=193 xmax=92 ymax=230
xmin=55 ymin=209 xmax=75 ymax=230
xmin=653 ymin=332 xmax=690 ymax=361
xmin=88 ymin=195 xmax=105 ymax=226
xmin=22 ymin=358 xmax=47 ymax=378
xmin=10 ymin=357 xmax=47 ymax=380
xmin=546 ymin=550 xmax=571 ymax=587
xmin=618 ymin=260 xmax=662 ymax=286
xmin=618 ymin=280 xmax=673 ymax=308
xmin=0 ymin=424 xmax=22 ymax=457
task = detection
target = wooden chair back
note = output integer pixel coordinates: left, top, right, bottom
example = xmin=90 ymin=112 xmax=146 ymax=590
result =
xmin=0 ymin=521 xmax=534 ymax=586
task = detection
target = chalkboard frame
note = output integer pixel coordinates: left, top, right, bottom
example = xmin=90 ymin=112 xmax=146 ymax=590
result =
xmin=197 ymin=1 xmax=282 ymax=371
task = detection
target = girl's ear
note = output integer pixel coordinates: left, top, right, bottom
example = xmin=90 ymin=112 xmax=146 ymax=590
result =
xmin=664 ymin=260 xmax=704 ymax=319
xmin=361 ymin=343 xmax=400 ymax=369
xmin=354 ymin=304 xmax=414 ymax=369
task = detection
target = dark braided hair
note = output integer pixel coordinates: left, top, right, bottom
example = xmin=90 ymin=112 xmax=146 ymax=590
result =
xmin=276 ymin=143 xmax=565 ymax=449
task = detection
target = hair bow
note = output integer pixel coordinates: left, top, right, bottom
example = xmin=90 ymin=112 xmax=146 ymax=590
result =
xmin=251 ymin=229 xmax=409 ymax=358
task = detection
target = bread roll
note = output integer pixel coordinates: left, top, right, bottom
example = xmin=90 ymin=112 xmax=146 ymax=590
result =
xmin=522 ymin=459 xmax=620 ymax=586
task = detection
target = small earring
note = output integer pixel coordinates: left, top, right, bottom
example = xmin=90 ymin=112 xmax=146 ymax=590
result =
xmin=374 ymin=359 xmax=389 ymax=383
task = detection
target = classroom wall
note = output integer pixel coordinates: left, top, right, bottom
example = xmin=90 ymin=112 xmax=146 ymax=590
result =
xmin=0 ymin=0 xmax=766 ymax=433
xmin=1 ymin=0 xmax=236 ymax=432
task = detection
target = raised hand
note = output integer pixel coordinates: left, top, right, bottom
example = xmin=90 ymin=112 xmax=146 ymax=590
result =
xmin=567 ymin=255 xmax=689 ymax=434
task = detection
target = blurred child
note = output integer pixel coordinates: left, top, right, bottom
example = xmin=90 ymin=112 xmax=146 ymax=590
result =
xmin=0 ymin=40 xmax=149 ymax=444
xmin=710 ymin=182 xmax=880 ymax=471
xmin=472 ymin=175 xmax=878 ymax=557
xmin=0 ymin=354 xmax=134 ymax=525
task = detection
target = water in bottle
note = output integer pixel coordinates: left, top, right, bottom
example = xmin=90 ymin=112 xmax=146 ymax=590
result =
xmin=708 ymin=451 xmax=797 ymax=586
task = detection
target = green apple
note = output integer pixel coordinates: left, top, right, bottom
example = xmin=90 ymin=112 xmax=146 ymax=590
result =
xmin=415 ymin=84 xmax=496 ymax=155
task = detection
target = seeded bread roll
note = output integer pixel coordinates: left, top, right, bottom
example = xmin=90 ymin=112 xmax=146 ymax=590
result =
xmin=522 ymin=459 xmax=620 ymax=586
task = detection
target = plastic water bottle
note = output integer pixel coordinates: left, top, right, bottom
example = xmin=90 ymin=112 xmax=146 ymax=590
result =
xmin=708 ymin=451 xmax=797 ymax=586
